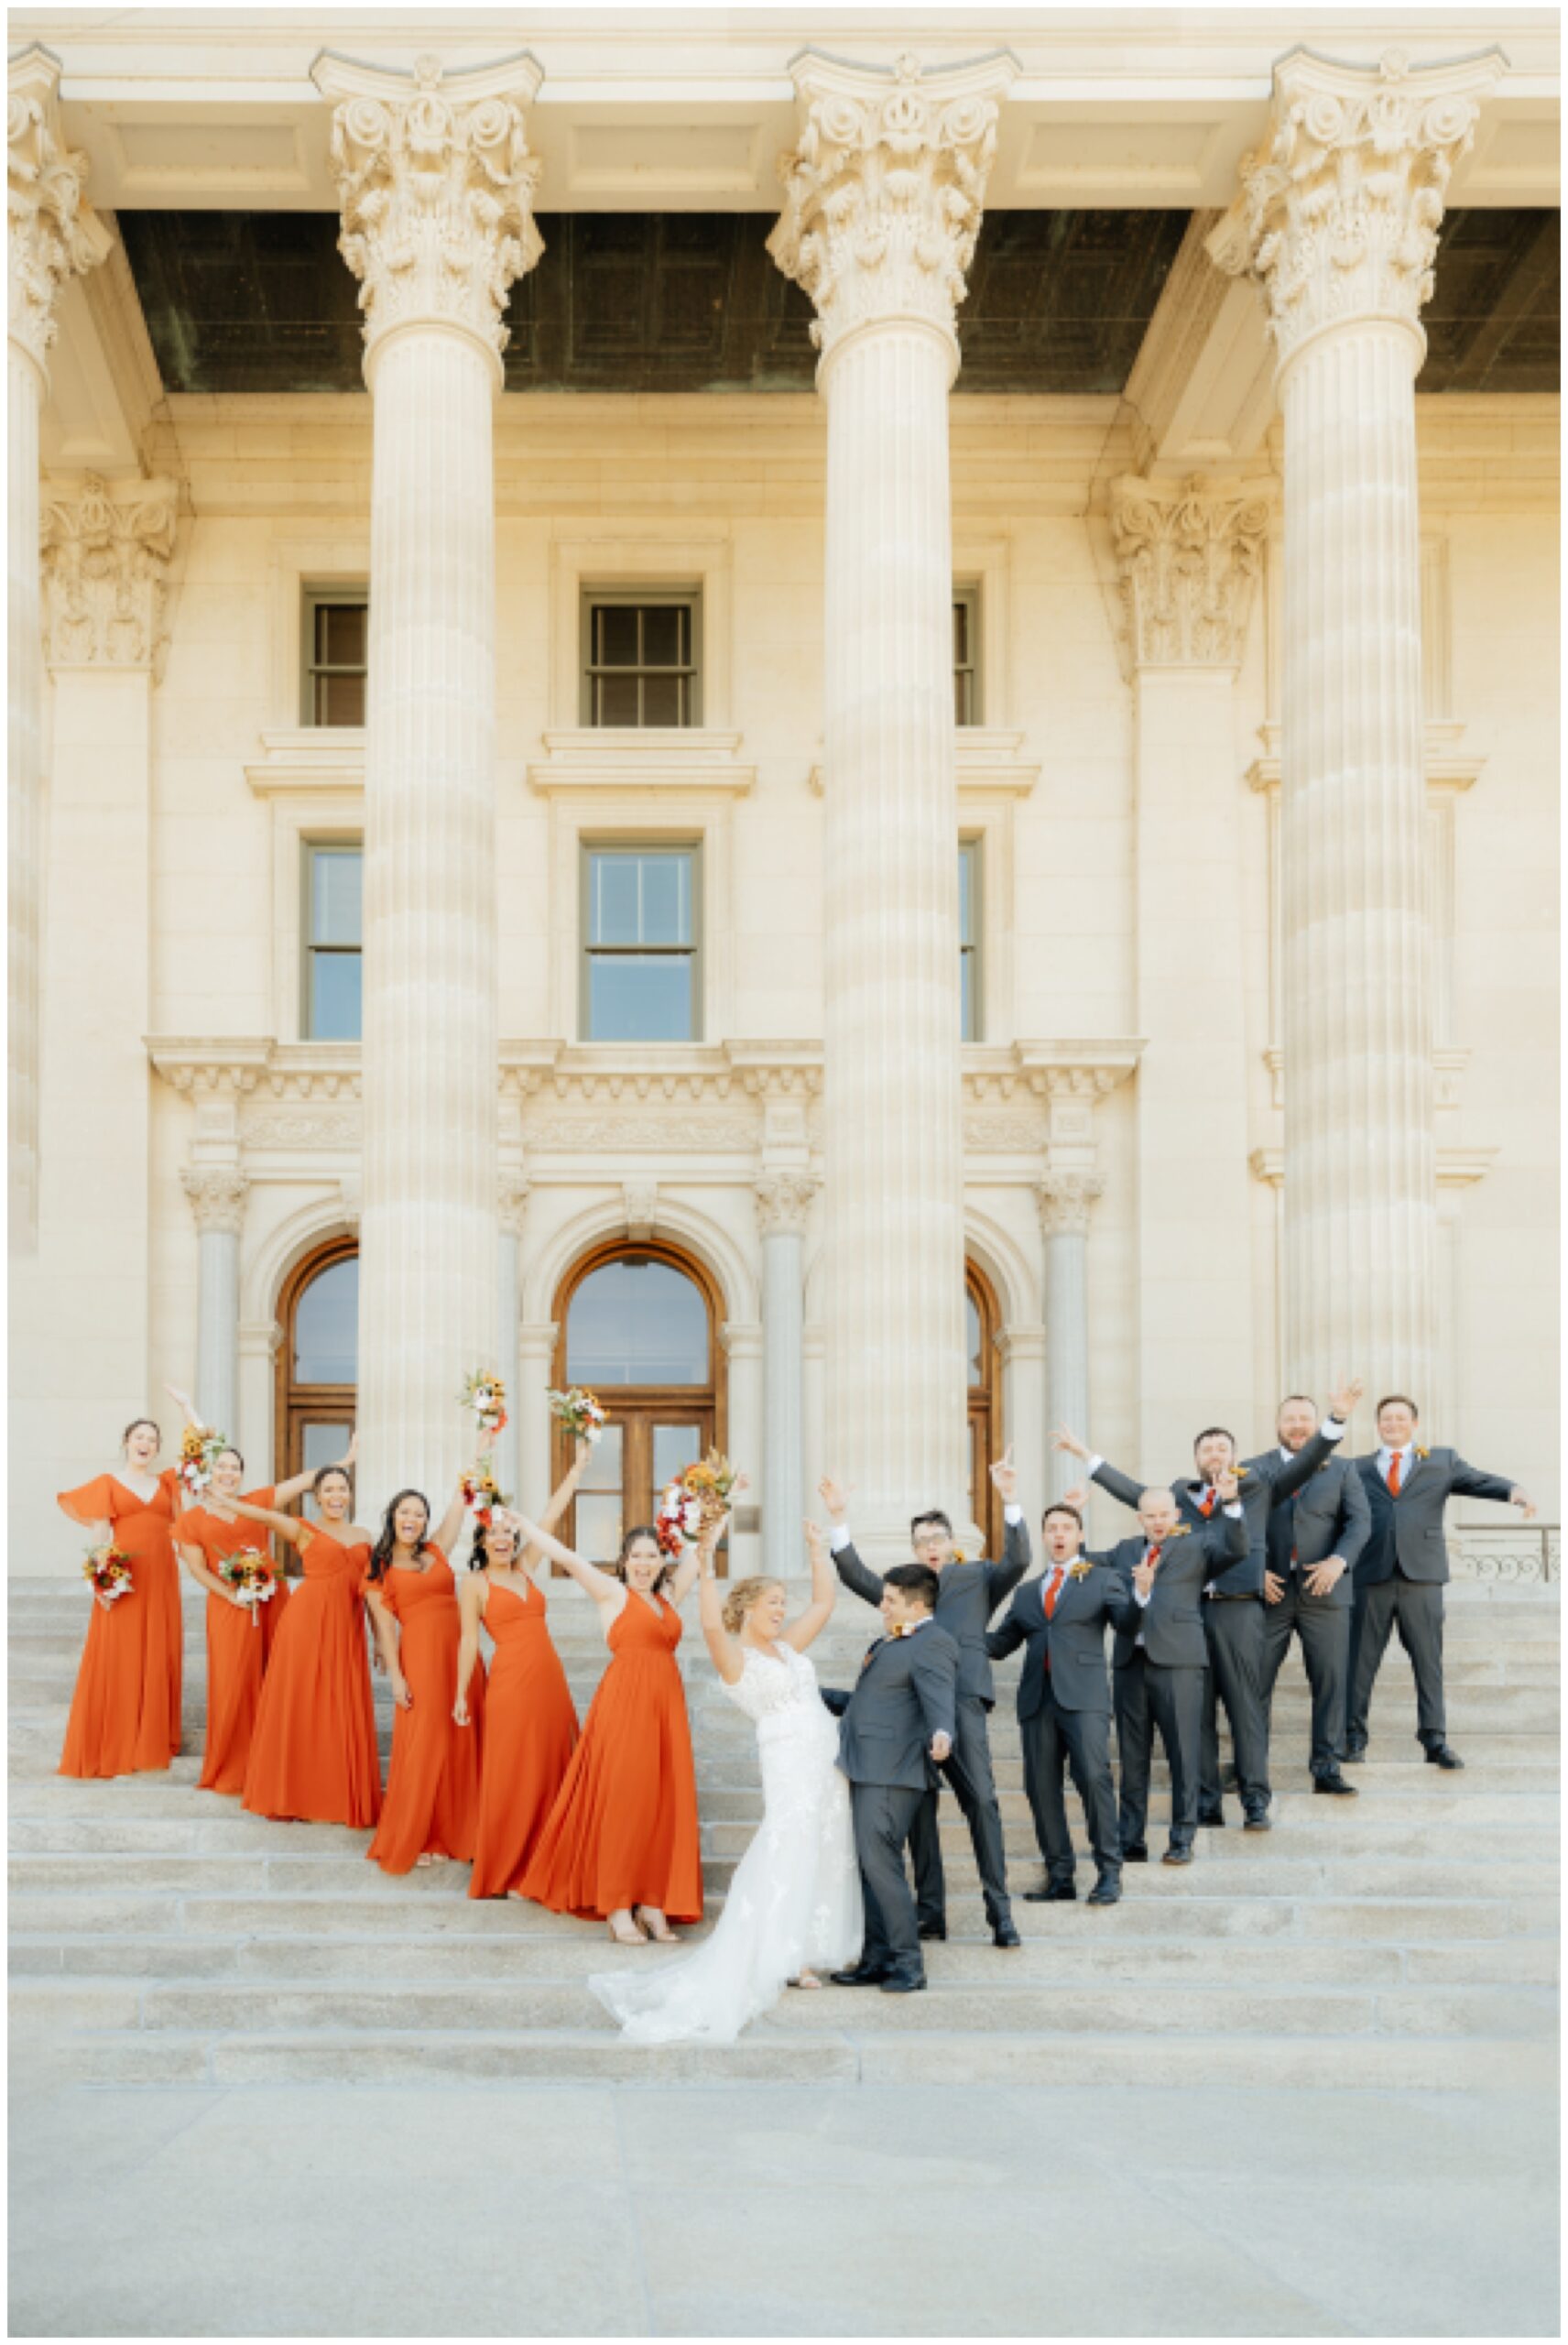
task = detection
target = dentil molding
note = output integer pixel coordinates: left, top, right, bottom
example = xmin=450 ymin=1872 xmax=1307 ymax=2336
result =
xmin=40 ymin=472 xmax=179 ymax=673
xmin=7 ymin=45 xmax=112 ymax=381
xmin=1207 ymin=46 xmax=1507 ymax=367
xmin=1110 ymin=474 xmax=1271 ymax=671
xmin=311 ymin=49 xmax=544 ymax=376
xmin=768 ymin=49 xmax=1017 ymax=360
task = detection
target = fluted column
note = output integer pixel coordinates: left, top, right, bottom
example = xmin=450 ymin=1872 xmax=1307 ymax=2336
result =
xmin=769 ymin=49 xmax=1014 ymax=1560
xmin=494 ymin=1172 xmax=529 ymax=1503
xmin=314 ymin=49 xmax=543 ymax=1514
xmin=517 ymin=1321 xmax=557 ymax=1516
xmin=8 ymin=47 xmax=111 ymax=1255
xmin=1210 ymin=45 xmax=1503 ymax=1405
xmin=183 ymin=1172 xmax=249 ymax=1438
xmin=1038 ymin=1172 xmax=1102 ymax=1501
xmin=755 ymin=1172 xmax=815 ymax=1577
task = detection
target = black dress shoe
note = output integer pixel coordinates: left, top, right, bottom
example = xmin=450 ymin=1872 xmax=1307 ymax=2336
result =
xmin=1242 ymin=1809 xmax=1272 ymax=1833
xmin=880 ymin=1972 xmax=927 ymax=1994
xmin=1425 ymin=1741 xmax=1465 ymax=1770
xmin=1161 ymin=1842 xmax=1194 ymax=1867
xmin=830 ymin=1963 xmax=890 ymax=1987
xmin=917 ymin=1921 xmax=947 ymax=1942
xmin=1344 ymin=1734 xmax=1367 ymax=1763
xmin=1221 ymin=1763 xmax=1240 ymax=1793
xmin=1086 ymin=1876 xmax=1121 ymax=1907
xmin=1121 ymin=1843 xmax=1149 ymax=1865
xmin=1313 ymin=1772 xmax=1359 ymax=1796
xmin=992 ymin=1921 xmax=1023 ymax=1947
xmin=1040 ymin=1880 xmax=1077 ymax=1903
xmin=1197 ymin=1808 xmax=1226 ymax=1828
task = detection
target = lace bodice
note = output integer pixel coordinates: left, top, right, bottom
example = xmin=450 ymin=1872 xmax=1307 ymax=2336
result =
xmin=721 ymin=1642 xmax=822 ymax=1727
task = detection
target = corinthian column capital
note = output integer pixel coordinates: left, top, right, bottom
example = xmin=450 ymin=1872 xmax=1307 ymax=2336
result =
xmin=755 ymin=1169 xmax=818 ymax=1239
xmin=311 ymin=48 xmax=544 ymax=381
xmin=8 ymin=45 xmax=112 ymax=385
xmin=1206 ymin=45 xmax=1506 ymax=370
xmin=767 ymin=48 xmax=1016 ymax=364
xmin=1037 ymin=1170 xmax=1104 ymax=1238
xmin=1110 ymin=474 xmax=1272 ymax=670
xmin=181 ymin=1168 xmax=249 ymax=1236
xmin=40 ymin=473 xmax=179 ymax=673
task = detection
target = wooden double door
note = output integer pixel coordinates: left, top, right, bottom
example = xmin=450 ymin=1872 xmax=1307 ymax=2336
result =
xmin=561 ymin=1401 xmax=717 ymax=1567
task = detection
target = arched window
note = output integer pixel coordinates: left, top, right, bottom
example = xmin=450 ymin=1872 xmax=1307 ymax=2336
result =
xmin=553 ymin=1240 xmax=726 ymax=1569
xmin=966 ymin=1261 xmax=1004 ymax=1557
xmin=276 ymin=1238 xmax=357 ymax=1511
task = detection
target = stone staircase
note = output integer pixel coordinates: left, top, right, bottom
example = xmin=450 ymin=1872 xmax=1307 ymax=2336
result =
xmin=8 ymin=1576 xmax=1559 ymax=2087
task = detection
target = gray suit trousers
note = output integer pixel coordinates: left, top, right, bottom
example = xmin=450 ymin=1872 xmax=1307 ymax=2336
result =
xmin=1021 ymin=1696 xmax=1121 ymax=1883
xmin=1199 ymin=1597 xmax=1271 ymax=1815
xmin=1114 ymin=1649 xmax=1205 ymax=1850
xmin=851 ymin=1779 xmax=928 ymax=1980
xmin=1348 ymin=1575 xmax=1447 ymax=1744
xmin=906 ymin=1691 xmax=1012 ymax=1929
xmin=1260 ymin=1578 xmax=1350 ymax=1775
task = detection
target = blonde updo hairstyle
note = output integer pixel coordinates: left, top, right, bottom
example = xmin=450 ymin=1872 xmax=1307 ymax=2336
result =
xmin=722 ymin=1576 xmax=786 ymax=1635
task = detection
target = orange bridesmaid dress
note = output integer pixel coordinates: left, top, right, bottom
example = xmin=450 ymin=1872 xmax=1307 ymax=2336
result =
xmin=366 ymin=1548 xmax=486 ymax=1875
xmin=521 ymin=1590 xmax=702 ymax=1924
xmin=468 ymin=1576 xmax=579 ymax=1899
xmin=174 ymin=1488 xmax=290 ymax=1796
xmin=243 ymin=1526 xmax=381 ymax=1827
xmin=58 ymin=1468 xmax=184 ymax=1778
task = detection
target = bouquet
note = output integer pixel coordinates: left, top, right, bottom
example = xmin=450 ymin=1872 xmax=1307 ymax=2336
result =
xmin=546 ymin=1386 xmax=609 ymax=1446
xmin=82 ymin=1543 xmax=133 ymax=1603
xmin=177 ymin=1423 xmax=228 ymax=1502
xmin=655 ymin=1451 xmax=740 ymax=1560
xmin=218 ymin=1547 xmax=278 ymax=1627
xmin=458 ymin=1370 xmax=507 ymax=1446
xmin=462 ymin=1463 xmax=507 ymax=1531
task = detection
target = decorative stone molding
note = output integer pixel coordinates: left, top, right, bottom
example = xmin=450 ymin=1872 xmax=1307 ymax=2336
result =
xmin=244 ymin=729 xmax=366 ymax=799
xmin=39 ymin=472 xmax=179 ymax=673
xmin=338 ymin=1173 xmax=362 ymax=1231
xmin=623 ymin=1178 xmax=659 ymax=1240
xmin=150 ymin=1042 xmax=360 ymax=1103
xmin=1109 ymin=474 xmax=1270 ymax=670
xmin=768 ymin=49 xmax=1016 ymax=361
xmin=1249 ymin=1146 xmax=1497 ymax=1191
xmin=808 ymin=729 xmax=1040 ymax=799
xmin=8 ymin=46 xmax=112 ymax=380
xmin=1206 ymin=46 xmax=1506 ymax=368
xmin=496 ymin=1172 xmax=531 ymax=1235
xmin=1036 ymin=1170 xmax=1105 ymax=1238
xmin=754 ymin=1170 xmax=818 ymax=1239
xmin=528 ymin=729 xmax=755 ymax=798
xmin=180 ymin=1167 xmax=249 ymax=1235
xmin=312 ymin=49 xmax=544 ymax=377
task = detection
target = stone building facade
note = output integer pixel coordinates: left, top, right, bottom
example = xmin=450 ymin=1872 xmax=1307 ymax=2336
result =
xmin=8 ymin=12 xmax=1560 ymax=1579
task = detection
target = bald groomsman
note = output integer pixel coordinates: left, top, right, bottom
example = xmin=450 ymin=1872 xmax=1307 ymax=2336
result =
xmin=1259 ymin=1394 xmax=1372 ymax=1795
xmin=1345 ymin=1397 xmax=1537 ymax=1771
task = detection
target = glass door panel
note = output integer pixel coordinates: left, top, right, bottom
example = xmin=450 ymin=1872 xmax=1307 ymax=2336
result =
xmin=573 ymin=1424 xmax=625 ymax=1565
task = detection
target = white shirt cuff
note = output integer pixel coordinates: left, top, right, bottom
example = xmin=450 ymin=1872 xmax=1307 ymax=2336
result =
xmin=1086 ymin=1454 xmax=1104 ymax=1478
xmin=829 ymin=1524 xmax=851 ymax=1553
xmin=1003 ymin=1504 xmax=1022 ymax=1526
xmin=1134 ymin=1587 xmax=1152 ymax=1609
xmin=1224 ymin=1500 xmax=1244 ymax=1518
xmin=1322 ymin=1416 xmax=1345 ymax=1441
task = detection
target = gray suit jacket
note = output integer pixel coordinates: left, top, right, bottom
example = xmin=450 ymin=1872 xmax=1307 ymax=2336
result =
xmin=1094 ymin=1426 xmax=1344 ymax=1597
xmin=986 ymin=1555 xmax=1136 ymax=1718
xmin=836 ymin=1620 xmax=961 ymax=1793
xmin=1107 ymin=1511 xmax=1249 ymax=1670
xmin=833 ymin=1516 xmax=1029 ymax=1708
xmin=1352 ymin=1449 xmax=1515 ymax=1587
xmin=1265 ymin=1452 xmax=1371 ymax=1609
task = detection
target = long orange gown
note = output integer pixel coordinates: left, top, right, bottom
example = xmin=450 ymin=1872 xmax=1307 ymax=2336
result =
xmin=365 ymin=1548 xmax=486 ymax=1875
xmin=521 ymin=1590 xmax=702 ymax=1923
xmin=58 ymin=1468 xmax=184 ymax=1779
xmin=468 ymin=1575 xmax=579 ymax=1899
xmin=243 ymin=1526 xmax=381 ymax=1827
xmin=174 ymin=1488 xmax=290 ymax=1796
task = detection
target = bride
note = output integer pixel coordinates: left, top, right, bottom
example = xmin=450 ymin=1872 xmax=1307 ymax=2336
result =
xmin=587 ymin=1512 xmax=862 ymax=2045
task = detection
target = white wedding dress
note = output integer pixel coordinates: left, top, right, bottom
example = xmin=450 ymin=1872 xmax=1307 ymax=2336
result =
xmin=587 ymin=1641 xmax=863 ymax=2045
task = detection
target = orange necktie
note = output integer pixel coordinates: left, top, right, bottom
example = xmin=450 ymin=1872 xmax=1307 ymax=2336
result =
xmin=1044 ymin=1565 xmax=1066 ymax=1622
xmin=1388 ymin=1453 xmax=1403 ymax=1497
xmin=1200 ymin=1489 xmax=1216 ymax=1517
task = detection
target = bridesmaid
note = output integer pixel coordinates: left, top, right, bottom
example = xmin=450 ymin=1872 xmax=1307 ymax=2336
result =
xmin=364 ymin=1483 xmax=486 ymax=1874
xmin=170 ymin=1402 xmax=354 ymax=1796
xmin=57 ymin=1414 xmax=184 ymax=1779
xmin=455 ymin=1445 xmax=590 ymax=1900
xmin=229 ymin=1465 xmax=382 ymax=1828
xmin=516 ymin=1514 xmax=704 ymax=1947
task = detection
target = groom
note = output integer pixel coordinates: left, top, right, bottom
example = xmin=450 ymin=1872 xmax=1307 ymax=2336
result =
xmin=832 ymin=1565 xmax=961 ymax=1995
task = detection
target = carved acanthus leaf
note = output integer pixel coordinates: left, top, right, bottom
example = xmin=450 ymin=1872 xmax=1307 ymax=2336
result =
xmin=1110 ymin=475 xmax=1270 ymax=670
xmin=8 ymin=58 xmax=111 ymax=376
xmin=40 ymin=474 xmax=179 ymax=672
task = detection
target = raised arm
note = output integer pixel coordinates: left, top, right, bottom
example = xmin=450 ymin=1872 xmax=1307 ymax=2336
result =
xmin=782 ymin=1518 xmax=839 ymax=1652
xmin=225 ymin=1494 xmax=310 ymax=1551
xmin=431 ymin=1472 xmax=473 ymax=1560
xmin=669 ymin=1478 xmax=744 ymax=1609
xmin=1054 ymin=1430 xmax=1143 ymax=1516
xmin=452 ymin=1571 xmax=485 ymax=1726
xmin=986 ymin=1450 xmax=1030 ymax=1603
xmin=164 ymin=1382 xmax=206 ymax=1433
xmin=696 ymin=1515 xmax=744 ymax=1685
xmin=516 ymin=1438 xmax=592 ymax=1573
xmin=819 ymin=1476 xmax=883 ymax=1608
xmin=985 ymin=1590 xmax=1028 ymax=1665
xmin=507 ymin=1513 xmax=625 ymax=1610
xmin=273 ymin=1429 xmax=355 ymax=1511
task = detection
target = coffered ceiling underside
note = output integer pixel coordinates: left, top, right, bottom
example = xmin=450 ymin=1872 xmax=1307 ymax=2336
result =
xmin=117 ymin=204 xmax=1560 ymax=398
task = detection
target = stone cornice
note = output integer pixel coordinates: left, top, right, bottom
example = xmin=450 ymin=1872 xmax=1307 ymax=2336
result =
xmin=1110 ymin=472 xmax=1272 ymax=671
xmin=39 ymin=470 xmax=179 ymax=673
xmin=244 ymin=728 xmax=366 ymax=798
xmin=528 ymin=729 xmax=755 ymax=798
xmin=809 ymin=728 xmax=1040 ymax=798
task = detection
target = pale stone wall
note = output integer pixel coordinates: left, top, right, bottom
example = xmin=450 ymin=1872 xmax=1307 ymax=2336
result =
xmin=9 ymin=389 xmax=1559 ymax=1569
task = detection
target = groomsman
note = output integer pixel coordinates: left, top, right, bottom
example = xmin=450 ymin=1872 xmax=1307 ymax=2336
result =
xmin=1054 ymin=1378 xmax=1362 ymax=1831
xmin=986 ymin=1494 xmax=1137 ymax=1906
xmin=1108 ymin=1481 xmax=1247 ymax=1866
xmin=1346 ymin=1397 xmax=1536 ymax=1770
xmin=821 ymin=1456 xmax=1027 ymax=1950
xmin=1259 ymin=1395 xmax=1372 ymax=1795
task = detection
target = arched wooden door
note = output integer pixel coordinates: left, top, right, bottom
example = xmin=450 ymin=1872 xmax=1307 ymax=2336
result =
xmin=275 ymin=1237 xmax=358 ymax=1513
xmin=551 ymin=1239 xmax=728 ymax=1570
xmin=966 ymin=1261 xmax=1004 ymax=1558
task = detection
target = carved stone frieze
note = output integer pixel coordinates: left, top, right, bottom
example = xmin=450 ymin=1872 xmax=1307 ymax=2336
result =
xmin=314 ymin=50 xmax=544 ymax=372
xmin=40 ymin=473 xmax=179 ymax=672
xmin=1206 ymin=47 xmax=1506 ymax=365
xmin=768 ymin=50 xmax=1014 ymax=358
xmin=1110 ymin=474 xmax=1270 ymax=670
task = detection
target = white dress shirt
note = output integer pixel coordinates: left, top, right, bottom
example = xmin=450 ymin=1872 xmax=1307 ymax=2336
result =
xmin=1378 ymin=1444 xmax=1415 ymax=1488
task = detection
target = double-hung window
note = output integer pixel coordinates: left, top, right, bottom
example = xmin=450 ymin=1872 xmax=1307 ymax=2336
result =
xmin=582 ymin=590 xmax=702 ymax=726
xmin=302 ymin=589 xmax=368 ymax=726
xmin=582 ymin=845 xmax=701 ymax=1042
xmin=953 ymin=586 xmax=982 ymax=726
xmin=303 ymin=845 xmax=363 ymax=1040
xmin=959 ymin=838 xmax=981 ymax=1042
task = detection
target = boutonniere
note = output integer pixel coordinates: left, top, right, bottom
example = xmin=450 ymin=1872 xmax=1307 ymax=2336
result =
xmin=1067 ymin=1560 xmax=1093 ymax=1581
xmin=1415 ymin=1445 xmax=1430 ymax=1461
xmin=1234 ymin=1465 xmax=1249 ymax=1479
xmin=1167 ymin=1523 xmax=1191 ymax=1541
